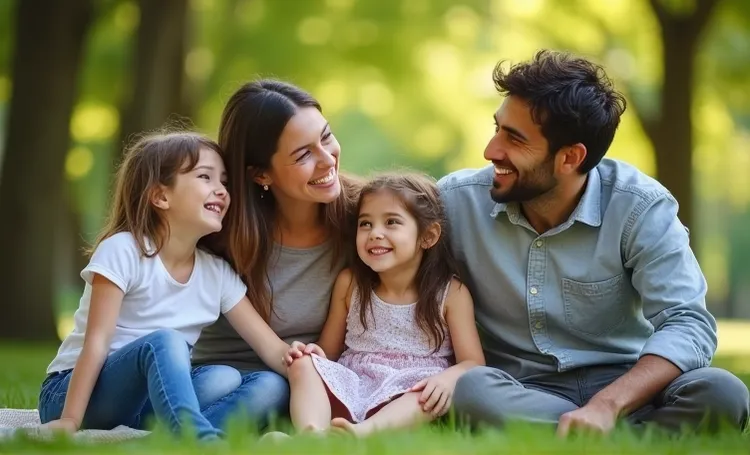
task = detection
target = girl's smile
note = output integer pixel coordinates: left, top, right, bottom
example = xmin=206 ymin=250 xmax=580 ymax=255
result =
xmin=356 ymin=190 xmax=422 ymax=274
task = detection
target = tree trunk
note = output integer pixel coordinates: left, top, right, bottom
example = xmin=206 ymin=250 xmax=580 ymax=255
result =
xmin=0 ymin=0 xmax=93 ymax=341
xmin=651 ymin=22 xmax=696 ymax=231
xmin=645 ymin=0 xmax=718 ymax=240
xmin=116 ymin=0 xmax=190 ymax=163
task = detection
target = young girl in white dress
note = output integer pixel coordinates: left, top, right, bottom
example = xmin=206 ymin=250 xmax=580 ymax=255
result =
xmin=286 ymin=172 xmax=485 ymax=437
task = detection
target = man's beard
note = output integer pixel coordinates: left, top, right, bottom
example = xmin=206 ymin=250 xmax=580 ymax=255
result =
xmin=490 ymin=158 xmax=557 ymax=204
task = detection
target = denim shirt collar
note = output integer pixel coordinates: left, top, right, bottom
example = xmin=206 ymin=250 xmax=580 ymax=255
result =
xmin=489 ymin=167 xmax=602 ymax=228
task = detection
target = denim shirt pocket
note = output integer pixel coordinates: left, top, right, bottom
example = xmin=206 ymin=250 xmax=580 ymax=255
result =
xmin=562 ymin=274 xmax=627 ymax=338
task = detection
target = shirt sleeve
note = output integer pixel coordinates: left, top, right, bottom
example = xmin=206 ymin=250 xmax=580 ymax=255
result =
xmin=80 ymin=233 xmax=140 ymax=293
xmin=624 ymin=193 xmax=717 ymax=372
xmin=437 ymin=177 xmax=460 ymax=242
xmin=219 ymin=260 xmax=248 ymax=314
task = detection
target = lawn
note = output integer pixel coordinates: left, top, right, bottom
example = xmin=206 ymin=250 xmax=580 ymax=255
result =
xmin=1 ymin=340 xmax=748 ymax=454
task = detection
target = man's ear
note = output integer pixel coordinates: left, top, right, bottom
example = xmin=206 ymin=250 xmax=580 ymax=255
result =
xmin=421 ymin=222 xmax=442 ymax=249
xmin=150 ymin=185 xmax=170 ymax=210
xmin=558 ymin=143 xmax=587 ymax=175
xmin=248 ymin=166 xmax=272 ymax=187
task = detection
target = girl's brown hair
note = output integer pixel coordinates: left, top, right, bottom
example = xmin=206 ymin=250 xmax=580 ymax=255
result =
xmin=211 ymin=79 xmax=360 ymax=322
xmin=351 ymin=172 xmax=459 ymax=351
xmin=91 ymin=131 xmax=223 ymax=257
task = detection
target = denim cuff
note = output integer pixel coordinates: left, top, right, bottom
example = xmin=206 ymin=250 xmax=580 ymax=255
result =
xmin=639 ymin=330 xmax=711 ymax=372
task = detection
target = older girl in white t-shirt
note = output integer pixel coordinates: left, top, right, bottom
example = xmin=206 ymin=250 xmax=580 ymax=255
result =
xmin=38 ymin=132 xmax=293 ymax=441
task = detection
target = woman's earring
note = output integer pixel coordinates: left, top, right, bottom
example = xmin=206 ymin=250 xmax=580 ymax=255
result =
xmin=260 ymin=184 xmax=269 ymax=198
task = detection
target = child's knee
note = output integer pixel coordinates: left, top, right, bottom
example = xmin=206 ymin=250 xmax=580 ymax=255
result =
xmin=146 ymin=328 xmax=184 ymax=346
xmin=193 ymin=365 xmax=243 ymax=407
xmin=288 ymin=355 xmax=316 ymax=382
xmin=143 ymin=328 xmax=190 ymax=361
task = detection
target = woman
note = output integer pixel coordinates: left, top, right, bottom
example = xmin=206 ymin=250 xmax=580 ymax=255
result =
xmin=190 ymin=79 xmax=360 ymax=431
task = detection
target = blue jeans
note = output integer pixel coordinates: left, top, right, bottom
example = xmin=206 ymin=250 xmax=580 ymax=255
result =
xmin=191 ymin=364 xmax=290 ymax=431
xmin=38 ymin=329 xmax=222 ymax=441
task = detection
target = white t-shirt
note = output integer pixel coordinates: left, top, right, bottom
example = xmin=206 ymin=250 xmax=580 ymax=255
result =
xmin=46 ymin=232 xmax=247 ymax=374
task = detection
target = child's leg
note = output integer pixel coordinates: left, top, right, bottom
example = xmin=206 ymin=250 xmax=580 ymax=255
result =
xmin=331 ymin=392 xmax=430 ymax=437
xmin=79 ymin=329 xmax=221 ymax=440
xmin=193 ymin=367 xmax=290 ymax=432
xmin=288 ymin=355 xmax=333 ymax=432
xmin=38 ymin=352 xmax=151 ymax=429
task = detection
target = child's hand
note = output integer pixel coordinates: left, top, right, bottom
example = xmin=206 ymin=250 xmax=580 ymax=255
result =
xmin=40 ymin=417 xmax=79 ymax=434
xmin=283 ymin=341 xmax=307 ymax=366
xmin=410 ymin=372 xmax=459 ymax=417
xmin=283 ymin=341 xmax=327 ymax=366
xmin=300 ymin=342 xmax=326 ymax=358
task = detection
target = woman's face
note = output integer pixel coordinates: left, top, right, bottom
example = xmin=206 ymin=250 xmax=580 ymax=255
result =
xmin=256 ymin=107 xmax=342 ymax=206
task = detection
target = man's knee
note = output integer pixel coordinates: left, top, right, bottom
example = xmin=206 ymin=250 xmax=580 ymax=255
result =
xmin=454 ymin=367 xmax=492 ymax=407
xmin=453 ymin=366 xmax=513 ymax=416
xmin=676 ymin=367 xmax=750 ymax=430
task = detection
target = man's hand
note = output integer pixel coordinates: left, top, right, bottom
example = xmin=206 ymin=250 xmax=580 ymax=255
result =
xmin=556 ymin=399 xmax=619 ymax=437
xmin=40 ymin=417 xmax=79 ymax=434
xmin=282 ymin=341 xmax=326 ymax=366
xmin=556 ymin=355 xmax=681 ymax=437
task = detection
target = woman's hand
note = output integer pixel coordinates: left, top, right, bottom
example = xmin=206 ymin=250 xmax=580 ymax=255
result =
xmin=40 ymin=417 xmax=79 ymax=434
xmin=410 ymin=370 xmax=461 ymax=417
xmin=283 ymin=341 xmax=326 ymax=366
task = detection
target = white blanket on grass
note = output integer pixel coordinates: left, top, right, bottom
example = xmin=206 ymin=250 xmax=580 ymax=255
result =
xmin=0 ymin=408 xmax=150 ymax=442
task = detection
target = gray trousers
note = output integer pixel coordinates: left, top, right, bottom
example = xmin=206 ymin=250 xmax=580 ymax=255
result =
xmin=452 ymin=364 xmax=749 ymax=434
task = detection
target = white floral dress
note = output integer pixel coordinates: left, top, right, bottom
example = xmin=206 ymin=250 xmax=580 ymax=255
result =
xmin=310 ymin=283 xmax=453 ymax=422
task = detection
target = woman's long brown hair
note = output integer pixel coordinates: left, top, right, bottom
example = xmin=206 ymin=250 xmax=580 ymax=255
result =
xmin=350 ymin=172 xmax=459 ymax=352
xmin=90 ymin=132 xmax=222 ymax=257
xmin=210 ymin=79 xmax=360 ymax=321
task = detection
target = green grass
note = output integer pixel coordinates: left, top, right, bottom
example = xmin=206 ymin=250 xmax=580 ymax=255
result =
xmin=1 ymin=344 xmax=748 ymax=454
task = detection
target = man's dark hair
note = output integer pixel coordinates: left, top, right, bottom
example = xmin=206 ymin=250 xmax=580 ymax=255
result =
xmin=493 ymin=49 xmax=627 ymax=173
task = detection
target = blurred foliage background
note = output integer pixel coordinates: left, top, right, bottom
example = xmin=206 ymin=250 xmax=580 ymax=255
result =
xmin=0 ymin=0 xmax=748 ymax=342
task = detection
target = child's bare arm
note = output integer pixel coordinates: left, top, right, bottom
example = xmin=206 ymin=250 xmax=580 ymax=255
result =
xmin=444 ymin=277 xmax=486 ymax=369
xmin=313 ymin=268 xmax=354 ymax=361
xmin=411 ymin=278 xmax=485 ymax=417
xmin=225 ymin=298 xmax=291 ymax=376
xmin=48 ymin=274 xmax=124 ymax=431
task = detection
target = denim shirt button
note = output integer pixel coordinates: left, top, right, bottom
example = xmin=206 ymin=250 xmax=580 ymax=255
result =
xmin=530 ymin=287 xmax=538 ymax=295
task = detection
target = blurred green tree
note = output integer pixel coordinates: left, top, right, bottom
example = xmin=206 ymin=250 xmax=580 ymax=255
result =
xmin=639 ymin=0 xmax=719 ymax=239
xmin=509 ymin=0 xmax=720 ymax=239
xmin=0 ymin=0 xmax=93 ymax=341
xmin=116 ymin=0 xmax=191 ymax=162
xmin=0 ymin=0 xmax=748 ymax=334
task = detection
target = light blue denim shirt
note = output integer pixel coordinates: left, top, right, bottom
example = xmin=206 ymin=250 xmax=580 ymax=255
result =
xmin=438 ymin=158 xmax=717 ymax=378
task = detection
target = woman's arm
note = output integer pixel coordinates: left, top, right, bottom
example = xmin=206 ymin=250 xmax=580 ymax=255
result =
xmin=50 ymin=274 xmax=124 ymax=430
xmin=224 ymin=298 xmax=291 ymax=377
xmin=312 ymin=268 xmax=354 ymax=361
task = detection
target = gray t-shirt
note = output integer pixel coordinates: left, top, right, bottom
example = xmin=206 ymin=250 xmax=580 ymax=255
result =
xmin=191 ymin=241 xmax=343 ymax=371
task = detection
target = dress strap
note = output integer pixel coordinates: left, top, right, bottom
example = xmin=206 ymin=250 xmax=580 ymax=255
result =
xmin=439 ymin=278 xmax=453 ymax=318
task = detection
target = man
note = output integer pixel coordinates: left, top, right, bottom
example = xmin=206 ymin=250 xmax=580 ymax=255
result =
xmin=439 ymin=49 xmax=749 ymax=435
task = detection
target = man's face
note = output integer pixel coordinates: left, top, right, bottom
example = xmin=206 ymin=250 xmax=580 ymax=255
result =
xmin=484 ymin=96 xmax=558 ymax=204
